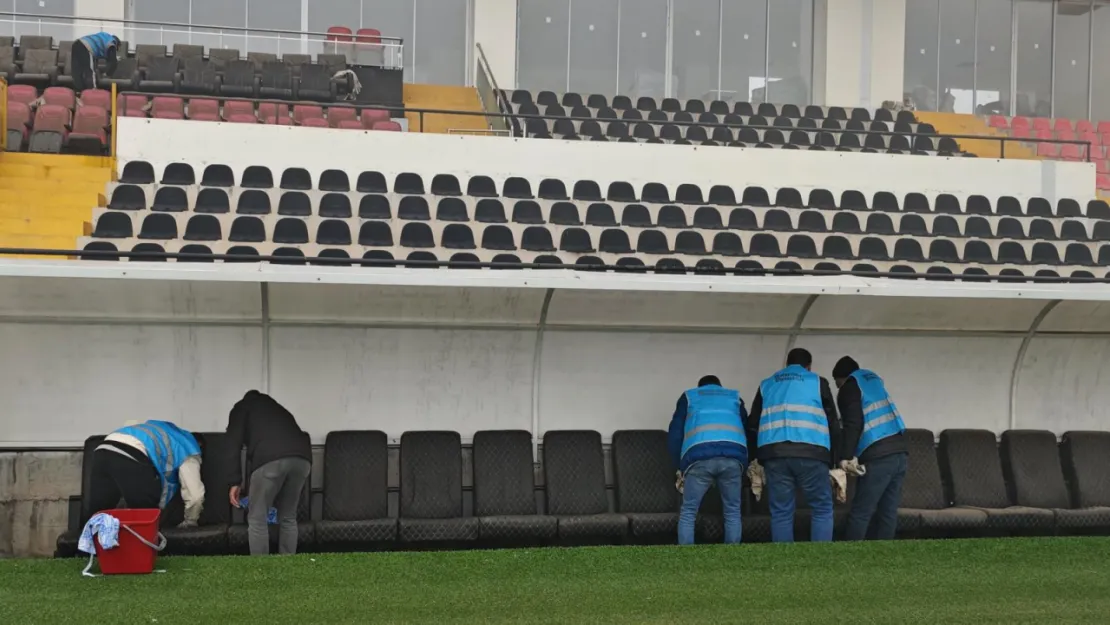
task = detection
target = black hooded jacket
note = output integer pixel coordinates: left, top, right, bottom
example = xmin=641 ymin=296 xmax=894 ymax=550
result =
xmin=225 ymin=391 xmax=312 ymax=487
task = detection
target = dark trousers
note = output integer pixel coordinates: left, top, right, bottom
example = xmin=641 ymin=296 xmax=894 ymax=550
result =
xmin=71 ymin=41 xmax=95 ymax=92
xmin=845 ymin=452 xmax=908 ymax=540
xmin=86 ymin=449 xmax=162 ymax=522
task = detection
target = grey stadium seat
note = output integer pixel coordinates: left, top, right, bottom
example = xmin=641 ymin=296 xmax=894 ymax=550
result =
xmin=543 ymin=430 xmax=628 ymax=545
xmin=940 ymin=429 xmax=1055 ymax=535
xmin=315 ymin=431 xmax=397 ymax=551
xmin=473 ymin=430 xmax=557 ymax=546
xmin=1002 ymin=430 xmax=1110 ymax=534
xmin=1060 ymin=431 xmax=1110 ymax=534
xmin=899 ymin=429 xmax=986 ymax=537
xmin=399 ymin=431 xmax=479 ymax=545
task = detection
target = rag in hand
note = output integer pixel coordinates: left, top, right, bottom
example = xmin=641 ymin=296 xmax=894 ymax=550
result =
xmin=239 ymin=496 xmax=278 ymax=524
xmin=747 ymin=460 xmax=765 ymax=501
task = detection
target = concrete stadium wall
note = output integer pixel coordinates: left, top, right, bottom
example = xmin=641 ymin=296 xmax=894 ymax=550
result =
xmin=117 ymin=118 xmax=1096 ymax=204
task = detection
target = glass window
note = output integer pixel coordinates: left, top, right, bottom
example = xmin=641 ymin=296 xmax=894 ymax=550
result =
xmin=1015 ymin=0 xmax=1053 ymax=117
xmin=938 ymin=0 xmax=975 ymax=113
xmin=414 ymin=0 xmax=468 ymax=85
xmin=1054 ymin=0 xmax=1091 ymax=119
xmin=765 ymin=0 xmax=812 ymax=105
xmin=364 ymin=0 xmax=416 ymax=79
xmin=310 ymin=0 xmax=361 ymax=34
xmin=128 ymin=0 xmax=189 ymax=46
xmin=617 ymin=0 xmax=667 ymax=100
xmin=517 ymin=0 xmax=569 ymax=93
xmin=1092 ymin=1 xmax=1110 ymax=122
xmin=903 ymin=0 xmax=939 ymax=111
xmin=975 ymin=0 xmax=1011 ymax=114
xmin=720 ymin=0 xmax=767 ymax=105
xmin=14 ymin=0 xmax=73 ymax=42
xmin=672 ymin=0 xmax=721 ymax=100
xmin=191 ymin=0 xmax=248 ymax=54
xmin=568 ymin=0 xmax=619 ymax=96
xmin=248 ymin=0 xmax=301 ymax=57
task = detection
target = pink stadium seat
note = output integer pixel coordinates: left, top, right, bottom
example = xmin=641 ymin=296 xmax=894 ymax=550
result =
xmin=326 ymin=26 xmax=353 ymax=42
xmin=1052 ymin=118 xmax=1073 ymax=133
xmin=327 ymin=106 xmax=357 ymax=127
xmin=262 ymin=115 xmax=294 ymax=126
xmin=337 ymin=120 xmax=363 ymax=130
xmin=42 ymin=86 xmax=76 ymax=110
xmin=188 ymin=98 xmax=219 ymax=118
xmin=1010 ymin=126 xmax=1030 ymax=139
xmin=224 ymin=100 xmax=255 ymax=118
xmin=227 ymin=113 xmax=258 ymax=124
xmin=1097 ymin=160 xmax=1109 ymax=175
xmin=988 ymin=115 xmax=1008 ymax=129
xmin=1059 ymin=144 xmax=1082 ymax=161
xmin=1010 ymin=116 xmax=1031 ymax=130
xmin=258 ymin=102 xmax=290 ymax=122
xmin=117 ymin=94 xmax=148 ymax=117
xmin=1056 ymin=129 xmax=1076 ymax=141
xmin=356 ymin=28 xmax=382 ymax=44
xmin=372 ymin=120 xmax=402 ymax=132
xmin=1098 ymin=173 xmax=1110 ymax=189
xmin=1079 ymin=131 xmax=1099 ymax=146
xmin=151 ymin=96 xmax=185 ymax=119
xmin=7 ymin=101 xmax=31 ymax=127
xmin=7 ymin=84 xmax=38 ymax=106
xmin=1098 ymin=121 xmax=1110 ymax=135
xmin=360 ymin=108 xmax=390 ymax=128
xmin=1091 ymin=146 xmax=1107 ymax=160
xmin=1035 ymin=128 xmax=1053 ymax=140
xmin=1037 ymin=143 xmax=1058 ymax=157
xmin=1032 ymin=117 xmax=1051 ymax=131
xmin=79 ymin=89 xmax=111 ymax=110
xmin=33 ymin=104 xmax=71 ymax=133
xmin=301 ymin=117 xmax=328 ymax=128
xmin=189 ymin=113 xmax=221 ymax=122
xmin=67 ymin=106 xmax=108 ymax=151
xmin=1076 ymin=119 xmax=1095 ymax=134
xmin=293 ymin=104 xmax=324 ymax=124
xmin=1103 ymin=132 xmax=1110 ymax=146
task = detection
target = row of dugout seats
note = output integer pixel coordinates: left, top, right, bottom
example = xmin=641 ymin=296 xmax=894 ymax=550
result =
xmin=54 ymin=428 xmax=1110 ymax=557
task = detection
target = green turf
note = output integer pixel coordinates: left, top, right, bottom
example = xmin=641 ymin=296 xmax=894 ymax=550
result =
xmin=2 ymin=538 xmax=1109 ymax=624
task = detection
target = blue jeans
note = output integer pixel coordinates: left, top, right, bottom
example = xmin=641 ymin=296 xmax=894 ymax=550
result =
xmin=678 ymin=457 xmax=744 ymax=545
xmin=846 ymin=452 xmax=908 ymax=541
xmin=764 ymin=457 xmax=834 ymax=543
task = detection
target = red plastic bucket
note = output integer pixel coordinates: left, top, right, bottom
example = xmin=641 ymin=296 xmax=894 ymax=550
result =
xmin=94 ymin=508 xmax=162 ymax=575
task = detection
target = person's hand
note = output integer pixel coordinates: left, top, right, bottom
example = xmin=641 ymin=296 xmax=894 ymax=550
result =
xmin=839 ymin=459 xmax=851 ymax=471
xmin=229 ymin=485 xmax=241 ymax=508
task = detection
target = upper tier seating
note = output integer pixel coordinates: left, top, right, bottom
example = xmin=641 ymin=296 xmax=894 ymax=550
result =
xmin=81 ymin=162 xmax=1110 ymax=281
xmin=53 ymin=426 xmax=1110 ymax=557
xmin=987 ymin=115 xmax=1110 ymax=191
xmin=500 ymin=90 xmax=962 ymax=156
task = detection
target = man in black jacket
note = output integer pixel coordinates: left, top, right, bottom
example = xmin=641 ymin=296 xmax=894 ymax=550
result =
xmin=226 ymin=390 xmax=313 ymax=555
xmin=833 ymin=356 xmax=908 ymax=541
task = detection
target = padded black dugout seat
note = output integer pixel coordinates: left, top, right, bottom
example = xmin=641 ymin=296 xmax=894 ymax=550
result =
xmin=315 ymin=431 xmax=397 ymax=550
xmin=542 ymin=430 xmax=628 ymax=544
xmin=398 ymin=431 xmax=479 ymax=545
xmin=898 ymin=429 xmax=987 ymax=536
xmin=611 ymin=430 xmax=678 ymax=543
xmin=1002 ymin=430 xmax=1110 ymax=533
xmin=940 ymin=429 xmax=1055 ymax=534
xmin=161 ymin=432 xmax=233 ymax=555
xmin=54 ymin=436 xmax=105 ymax=557
xmin=472 ymin=430 xmax=557 ymax=545
xmin=227 ymin=432 xmax=314 ymax=553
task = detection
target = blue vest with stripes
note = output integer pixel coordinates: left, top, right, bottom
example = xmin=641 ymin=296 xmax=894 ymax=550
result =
xmin=850 ymin=369 xmax=906 ymax=456
xmin=116 ymin=420 xmax=200 ymax=509
xmin=680 ymin=385 xmax=746 ymax=459
xmin=757 ymin=365 xmax=830 ymax=449
xmin=80 ymin=32 xmax=116 ymax=59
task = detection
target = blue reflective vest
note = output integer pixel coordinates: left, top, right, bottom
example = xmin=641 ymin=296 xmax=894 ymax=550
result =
xmin=680 ymin=385 xmax=746 ymax=459
xmin=851 ymin=369 xmax=906 ymax=456
xmin=79 ymin=32 xmax=117 ymax=59
xmin=757 ymin=365 xmax=830 ymax=449
xmin=115 ymin=420 xmax=201 ymax=509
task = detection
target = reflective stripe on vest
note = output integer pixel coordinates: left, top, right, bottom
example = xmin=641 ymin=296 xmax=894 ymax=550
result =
xmin=757 ymin=365 xmax=830 ymax=449
xmin=680 ymin=385 xmax=746 ymax=458
xmin=80 ymin=32 xmax=115 ymax=59
xmin=851 ymin=369 xmax=906 ymax=456
xmin=116 ymin=421 xmax=199 ymax=509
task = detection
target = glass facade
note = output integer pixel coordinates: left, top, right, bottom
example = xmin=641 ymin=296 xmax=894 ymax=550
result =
xmin=905 ymin=0 xmax=1110 ymax=120
xmin=517 ymin=0 xmax=815 ymax=105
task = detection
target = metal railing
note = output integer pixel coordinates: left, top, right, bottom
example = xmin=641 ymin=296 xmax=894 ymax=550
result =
xmin=0 ymin=77 xmax=7 ymax=151
xmin=474 ymin=43 xmax=507 ymax=136
xmin=0 ymin=12 xmax=404 ymax=70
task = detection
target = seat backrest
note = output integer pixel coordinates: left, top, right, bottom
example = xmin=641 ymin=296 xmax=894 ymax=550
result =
xmin=145 ymin=56 xmax=179 ymax=80
xmin=196 ymin=432 xmax=234 ymax=525
xmin=208 ymin=47 xmax=240 ymax=69
xmin=261 ymin=61 xmax=292 ymax=87
xmin=299 ymin=63 xmax=330 ymax=89
xmin=939 ymin=429 xmax=1010 ymax=508
xmin=17 ymin=35 xmax=52 ymax=59
xmin=1000 ymin=430 xmax=1070 ymax=509
xmin=172 ymin=43 xmax=204 ymax=59
xmin=78 ymin=435 xmax=107 ymax=524
xmin=542 ymin=430 xmax=609 ymax=515
xmin=247 ymin=51 xmax=277 ymax=68
xmin=135 ymin=44 xmax=167 ymax=66
xmin=399 ymin=431 xmax=464 ymax=519
xmin=900 ymin=429 xmax=947 ymax=509
xmin=1061 ymin=431 xmax=1110 ymax=507
xmin=22 ymin=48 xmax=57 ymax=73
xmin=323 ymin=431 xmax=388 ymax=521
xmin=611 ymin=430 xmax=678 ymax=513
xmin=224 ymin=60 xmax=255 ymax=84
xmin=473 ymin=430 xmax=538 ymax=516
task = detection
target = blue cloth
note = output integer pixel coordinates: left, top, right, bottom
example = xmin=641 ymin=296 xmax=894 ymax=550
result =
xmin=239 ymin=496 xmax=278 ymax=524
xmin=678 ymin=457 xmax=743 ymax=545
xmin=79 ymin=32 xmax=116 ymax=58
xmin=116 ymin=420 xmax=200 ymax=509
xmin=78 ymin=512 xmax=120 ymax=555
xmin=846 ymin=451 xmax=908 ymax=540
xmin=764 ymin=457 xmax=833 ymax=543
xmin=669 ymin=388 xmax=748 ymax=471
xmin=757 ymin=365 xmax=831 ymax=449
xmin=850 ymin=369 xmax=906 ymax=457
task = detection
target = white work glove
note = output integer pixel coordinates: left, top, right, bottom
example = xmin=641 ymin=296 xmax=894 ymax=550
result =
xmin=177 ymin=519 xmax=197 ymax=529
xmin=747 ymin=460 xmax=765 ymax=501
xmin=829 ymin=468 xmax=848 ymax=504
xmin=839 ymin=457 xmax=867 ymax=477
xmin=675 ymin=470 xmax=685 ymax=494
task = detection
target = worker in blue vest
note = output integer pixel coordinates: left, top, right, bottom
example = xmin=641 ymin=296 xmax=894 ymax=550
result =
xmin=746 ymin=348 xmax=841 ymax=542
xmin=668 ymin=375 xmax=748 ymax=545
xmin=87 ymin=420 xmax=205 ymax=528
xmin=72 ymin=32 xmax=121 ymax=92
xmin=833 ymin=356 xmax=908 ymax=540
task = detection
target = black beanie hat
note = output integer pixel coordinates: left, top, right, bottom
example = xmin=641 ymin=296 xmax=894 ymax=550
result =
xmin=832 ymin=356 xmax=859 ymax=379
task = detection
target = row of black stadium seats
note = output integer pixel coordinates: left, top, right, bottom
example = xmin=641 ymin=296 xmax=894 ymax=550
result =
xmin=104 ymin=192 xmax=1110 ymax=242
xmin=117 ymin=162 xmax=1106 ymax=218
xmin=105 ymin=57 xmax=347 ymax=101
xmin=503 ymin=88 xmax=916 ymax=124
xmin=514 ymin=108 xmax=934 ymax=134
xmin=55 ymin=428 xmax=1110 ymax=557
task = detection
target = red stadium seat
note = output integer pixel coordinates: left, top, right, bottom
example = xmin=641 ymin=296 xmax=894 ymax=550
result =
xmin=337 ymin=120 xmax=363 ymax=129
xmin=188 ymin=98 xmax=219 ymax=118
xmin=34 ymin=104 xmax=71 ymax=127
xmin=117 ymin=94 xmax=149 ymax=117
xmin=1037 ymin=142 xmax=1058 ymax=157
xmin=1103 ymin=132 xmax=1110 ymax=147
xmin=1091 ymin=146 xmax=1107 ymax=161
xmin=67 ymin=106 xmax=108 ymax=153
xmin=1098 ymin=173 xmax=1110 ymax=189
xmin=327 ymin=106 xmax=357 ymax=127
xmin=262 ymin=115 xmax=293 ymax=126
xmin=190 ymin=113 xmax=220 ymax=122
xmin=1032 ymin=117 xmax=1051 ymax=131
xmin=1010 ymin=126 xmax=1030 ymax=139
xmin=326 ymin=26 xmax=353 ymax=42
xmin=1059 ymin=144 xmax=1082 ymax=161
xmin=1010 ymin=116 xmax=1031 ymax=130
xmin=293 ymin=104 xmax=324 ymax=124
xmin=1097 ymin=160 xmax=1109 ymax=175
xmin=227 ymin=113 xmax=258 ymax=124
xmin=79 ymin=89 xmax=111 ymax=110
xmin=1052 ymin=118 xmax=1073 ymax=133
xmin=356 ymin=28 xmax=382 ymax=44
xmin=151 ymin=96 xmax=185 ymax=119
xmin=7 ymin=101 xmax=31 ymax=127
xmin=7 ymin=84 xmax=38 ymax=106
xmin=1056 ymin=129 xmax=1076 ymax=141
xmin=30 ymin=104 xmax=70 ymax=152
xmin=1035 ymin=128 xmax=1053 ymax=140
xmin=224 ymin=100 xmax=255 ymax=118
xmin=42 ymin=86 xmax=76 ymax=110
xmin=1079 ymin=131 xmax=1099 ymax=146
xmin=361 ymin=108 xmax=390 ymax=129
xmin=1076 ymin=119 xmax=1095 ymax=134
xmin=988 ymin=115 xmax=1008 ymax=129
xmin=258 ymin=102 xmax=290 ymax=123
xmin=301 ymin=117 xmax=328 ymax=128
xmin=1098 ymin=121 xmax=1110 ymax=135
xmin=372 ymin=120 xmax=401 ymax=132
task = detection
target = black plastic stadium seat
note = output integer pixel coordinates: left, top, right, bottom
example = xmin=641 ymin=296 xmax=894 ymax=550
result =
xmin=318 ymin=169 xmax=350 ymax=192
xmin=201 ymin=165 xmax=235 ymax=187
xmin=162 ymin=163 xmax=195 ymax=185
xmin=241 ymin=166 xmax=274 ymax=189
xmin=273 ymin=218 xmax=309 ymax=244
xmin=475 ymin=199 xmax=507 ymax=223
xmin=278 ymin=192 xmax=312 ymax=216
xmin=120 ymin=161 xmax=155 ymax=184
xmin=359 ymin=221 xmax=393 ymax=247
xmin=940 ymin=430 xmax=1055 ymax=535
xmin=543 ymin=431 xmax=628 ymax=545
xmin=585 ymin=203 xmax=616 ymax=227
xmin=109 ymin=185 xmax=147 ymax=211
xmin=315 ymin=431 xmax=397 ymax=551
xmin=399 ymin=432 xmax=479 ymax=545
xmin=473 ymin=431 xmax=557 ymax=546
xmin=138 ymin=213 xmax=177 ymax=240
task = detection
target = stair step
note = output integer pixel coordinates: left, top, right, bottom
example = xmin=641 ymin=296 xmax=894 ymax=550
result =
xmin=0 ymin=217 xmax=86 ymax=236
xmin=0 ymin=163 xmax=113 ymax=182
xmin=0 ymin=233 xmax=76 ymax=253
xmin=0 ymin=178 xmax=106 ymax=192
